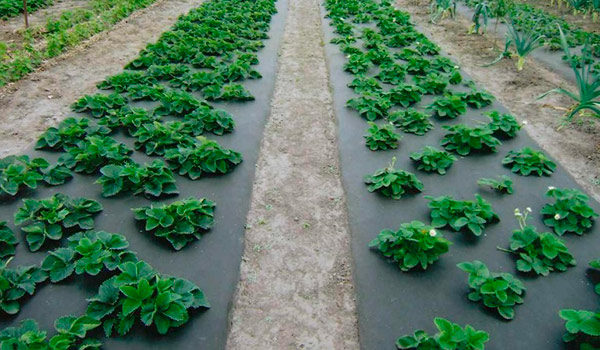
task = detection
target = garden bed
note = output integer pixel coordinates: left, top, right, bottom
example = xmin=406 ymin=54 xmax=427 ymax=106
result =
xmin=0 ymin=0 xmax=286 ymax=348
xmin=320 ymin=0 xmax=600 ymax=348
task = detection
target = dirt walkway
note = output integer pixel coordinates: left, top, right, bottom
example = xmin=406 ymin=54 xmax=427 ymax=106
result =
xmin=399 ymin=0 xmax=600 ymax=202
xmin=225 ymin=0 xmax=359 ymax=348
xmin=0 ymin=0 xmax=200 ymax=157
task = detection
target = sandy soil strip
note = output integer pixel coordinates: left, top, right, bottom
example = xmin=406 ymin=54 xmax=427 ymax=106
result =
xmin=0 ymin=0 xmax=201 ymax=157
xmin=399 ymin=0 xmax=600 ymax=202
xmin=225 ymin=0 xmax=359 ymax=348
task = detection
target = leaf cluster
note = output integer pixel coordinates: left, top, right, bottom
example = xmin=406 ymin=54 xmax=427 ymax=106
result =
xmin=541 ymin=187 xmax=598 ymax=235
xmin=426 ymin=194 xmax=499 ymax=236
xmin=410 ymin=146 xmax=456 ymax=175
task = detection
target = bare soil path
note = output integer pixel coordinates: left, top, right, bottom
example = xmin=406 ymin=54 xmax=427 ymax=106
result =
xmin=225 ymin=0 xmax=359 ymax=348
xmin=399 ymin=0 xmax=600 ymax=202
xmin=0 ymin=0 xmax=200 ymax=157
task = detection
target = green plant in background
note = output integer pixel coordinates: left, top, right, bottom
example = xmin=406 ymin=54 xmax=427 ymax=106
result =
xmin=427 ymin=94 xmax=467 ymax=119
xmin=458 ymin=260 xmax=525 ymax=319
xmin=396 ymin=317 xmax=489 ymax=349
xmin=133 ymin=121 xmax=196 ymax=156
xmin=59 ymin=135 xmax=132 ymax=174
xmin=541 ymin=187 xmax=598 ymax=235
xmin=41 ymin=231 xmax=137 ymax=282
xmin=502 ymin=147 xmax=556 ymax=176
xmin=370 ymin=221 xmax=450 ymax=271
xmin=388 ymin=109 xmax=433 ymax=135
xmin=590 ymin=259 xmax=600 ymax=295
xmin=386 ymin=84 xmax=425 ymax=108
xmin=477 ymin=175 xmax=513 ymax=194
xmin=14 ymin=193 xmax=103 ymax=251
xmin=346 ymin=94 xmax=391 ymax=120
xmin=364 ymin=122 xmax=401 ymax=151
xmin=344 ymin=53 xmax=372 ymax=74
xmin=0 ymin=319 xmax=49 ymax=348
xmin=538 ymin=27 xmax=600 ymax=121
xmin=0 ymin=155 xmax=72 ymax=196
xmin=499 ymin=208 xmax=576 ymax=276
xmin=426 ymin=195 xmax=499 ymax=236
xmin=429 ymin=0 xmax=456 ymax=23
xmin=441 ymin=124 xmax=501 ymax=155
xmin=164 ymin=137 xmax=242 ymax=180
xmin=154 ymin=90 xmax=206 ymax=117
xmin=470 ymin=1 xmax=491 ymax=34
xmin=364 ymin=157 xmax=424 ymax=199
xmin=410 ymin=146 xmax=456 ymax=175
xmin=85 ymin=261 xmax=210 ymax=335
xmin=559 ymin=309 xmax=600 ymax=347
xmin=485 ymin=20 xmax=544 ymax=71
xmin=0 ymin=260 xmax=47 ymax=315
xmin=485 ymin=111 xmax=521 ymax=139
xmin=97 ymin=160 xmax=178 ymax=198
xmin=48 ymin=315 xmax=101 ymax=349
xmin=133 ymin=198 xmax=216 ymax=250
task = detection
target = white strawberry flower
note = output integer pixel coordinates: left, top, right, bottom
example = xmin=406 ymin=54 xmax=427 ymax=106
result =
xmin=429 ymin=229 xmax=437 ymax=237
xmin=554 ymin=213 xmax=561 ymax=220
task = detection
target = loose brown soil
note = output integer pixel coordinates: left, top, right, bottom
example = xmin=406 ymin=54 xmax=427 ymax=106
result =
xmin=516 ymin=0 xmax=600 ymax=34
xmin=226 ymin=0 xmax=359 ymax=348
xmin=0 ymin=0 xmax=200 ymax=157
xmin=400 ymin=0 xmax=600 ymax=201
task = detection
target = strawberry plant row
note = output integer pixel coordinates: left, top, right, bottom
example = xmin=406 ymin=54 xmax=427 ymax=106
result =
xmin=0 ymin=0 xmax=286 ymax=348
xmin=321 ymin=0 xmax=600 ymax=348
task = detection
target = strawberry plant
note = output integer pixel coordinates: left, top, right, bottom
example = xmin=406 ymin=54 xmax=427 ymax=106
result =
xmin=477 ymin=175 xmax=513 ymax=194
xmin=441 ymin=124 xmax=501 ymax=155
xmin=501 ymin=208 xmax=575 ymax=276
xmin=97 ymin=160 xmax=178 ymax=198
xmin=97 ymin=71 xmax=156 ymax=92
xmin=344 ymin=53 xmax=372 ymax=74
xmin=591 ymin=259 xmax=600 ymax=295
xmin=375 ymin=63 xmax=407 ymax=85
xmin=410 ymin=146 xmax=456 ymax=175
xmin=0 ymin=319 xmax=48 ymax=348
xmin=170 ymin=71 xmax=220 ymax=91
xmin=0 ymin=155 xmax=72 ymax=196
xmin=0 ymin=222 xmax=17 ymax=260
xmin=127 ymin=83 xmax=166 ymax=101
xmin=502 ymin=147 xmax=556 ymax=176
xmin=364 ymin=122 xmax=401 ymax=151
xmin=184 ymin=107 xmax=235 ymax=136
xmin=35 ymin=117 xmax=111 ymax=150
xmin=415 ymin=39 xmax=440 ymax=56
xmin=154 ymin=89 xmax=206 ymax=117
xmin=216 ymin=83 xmax=254 ymax=101
xmin=369 ymin=221 xmax=450 ymax=271
xmin=117 ymin=108 xmax=160 ymax=135
xmin=14 ymin=193 xmax=103 ymax=251
xmin=457 ymin=260 xmax=525 ymax=320
xmin=396 ymin=317 xmax=489 ymax=349
xmin=145 ymin=64 xmax=190 ymax=80
xmin=388 ymin=109 xmax=433 ymax=135
xmin=42 ymin=231 xmax=137 ymax=282
xmin=348 ymin=75 xmax=382 ymax=94
xmin=559 ymin=309 xmax=600 ymax=347
xmin=365 ymin=45 xmax=393 ymax=66
xmin=485 ymin=111 xmax=521 ymax=139
xmin=346 ymin=94 xmax=391 ymax=121
xmin=133 ymin=121 xmax=196 ymax=156
xmin=541 ymin=187 xmax=598 ymax=236
xmin=71 ymin=93 xmax=127 ymax=118
xmin=0 ymin=260 xmax=47 ymax=315
xmin=165 ymin=137 xmax=242 ymax=179
xmin=461 ymin=89 xmax=495 ymax=108
xmin=48 ymin=315 xmax=101 ymax=349
xmin=85 ymin=261 xmax=210 ymax=335
xmin=427 ymin=94 xmax=467 ymax=119
xmin=426 ymin=195 xmax=499 ymax=236
xmin=217 ymin=60 xmax=262 ymax=82
xmin=59 ymin=135 xmax=132 ymax=174
xmin=364 ymin=157 xmax=423 ymax=199
xmin=386 ymin=84 xmax=424 ymax=107
xmin=404 ymin=56 xmax=431 ymax=75
xmin=413 ymin=73 xmax=448 ymax=95
xmin=133 ymin=198 xmax=215 ymax=250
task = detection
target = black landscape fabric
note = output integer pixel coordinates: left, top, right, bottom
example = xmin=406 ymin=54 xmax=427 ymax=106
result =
xmin=0 ymin=0 xmax=288 ymax=348
xmin=320 ymin=3 xmax=600 ymax=349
